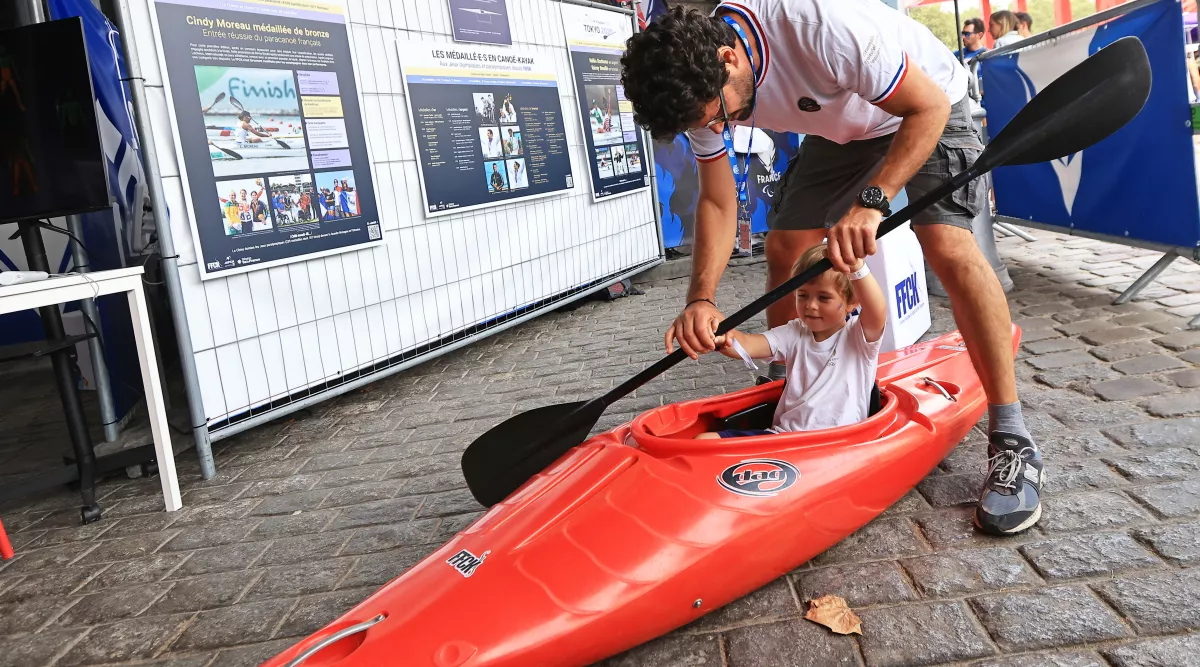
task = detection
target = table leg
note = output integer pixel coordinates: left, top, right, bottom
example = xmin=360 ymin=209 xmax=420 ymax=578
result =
xmin=126 ymin=285 xmax=182 ymax=512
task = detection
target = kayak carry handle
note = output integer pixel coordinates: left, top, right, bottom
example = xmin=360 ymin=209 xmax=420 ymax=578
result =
xmin=284 ymin=614 xmax=386 ymax=667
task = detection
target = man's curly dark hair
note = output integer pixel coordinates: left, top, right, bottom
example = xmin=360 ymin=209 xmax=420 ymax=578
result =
xmin=621 ymin=7 xmax=734 ymax=142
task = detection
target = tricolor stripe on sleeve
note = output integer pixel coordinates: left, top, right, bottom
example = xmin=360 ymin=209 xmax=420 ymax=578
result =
xmin=870 ymin=53 xmax=909 ymax=105
xmin=694 ymin=148 xmax=728 ymax=163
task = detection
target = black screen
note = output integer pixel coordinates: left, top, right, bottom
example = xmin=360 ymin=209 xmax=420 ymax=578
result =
xmin=0 ymin=17 xmax=111 ymax=224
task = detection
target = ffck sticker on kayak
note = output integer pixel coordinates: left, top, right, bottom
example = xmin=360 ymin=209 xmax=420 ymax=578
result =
xmin=718 ymin=459 xmax=800 ymax=497
xmin=447 ymin=549 xmax=490 ymax=578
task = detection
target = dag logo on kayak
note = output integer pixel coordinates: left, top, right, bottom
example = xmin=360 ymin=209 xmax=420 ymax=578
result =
xmin=718 ymin=459 xmax=800 ymax=497
xmin=447 ymin=549 xmax=491 ymax=577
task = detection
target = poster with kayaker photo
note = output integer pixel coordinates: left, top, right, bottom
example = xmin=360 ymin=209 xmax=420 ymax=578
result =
xmin=560 ymin=3 xmax=649 ymax=201
xmin=151 ymin=0 xmax=381 ymax=280
xmin=397 ymin=38 xmax=573 ymax=216
xmin=198 ymin=66 xmax=309 ymax=178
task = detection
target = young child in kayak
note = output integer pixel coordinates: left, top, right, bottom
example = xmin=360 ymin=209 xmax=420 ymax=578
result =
xmin=697 ymin=243 xmax=887 ymax=438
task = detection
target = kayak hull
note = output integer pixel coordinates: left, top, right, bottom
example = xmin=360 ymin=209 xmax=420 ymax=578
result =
xmin=262 ymin=327 xmax=1018 ymax=667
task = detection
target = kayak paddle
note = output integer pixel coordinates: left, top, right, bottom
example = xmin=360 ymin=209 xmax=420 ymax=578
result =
xmin=461 ymin=36 xmax=1151 ymax=507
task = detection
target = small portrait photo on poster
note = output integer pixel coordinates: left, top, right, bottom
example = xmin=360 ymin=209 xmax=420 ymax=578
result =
xmin=502 ymin=126 xmax=522 ymax=156
xmin=507 ymin=159 xmax=528 ymax=190
xmin=315 ymin=170 xmax=361 ymax=221
xmin=610 ymin=144 xmax=628 ymax=176
xmin=479 ymin=127 xmax=503 ymax=159
xmin=595 ymin=147 xmax=614 ymax=179
xmin=625 ymin=144 xmax=643 ymax=173
xmin=498 ymin=92 xmax=518 ymax=123
xmin=198 ymin=66 xmax=307 ymax=177
xmin=584 ymin=84 xmax=623 ymax=146
xmin=473 ymin=92 xmax=496 ymax=124
xmin=215 ymin=176 xmax=274 ymax=236
xmin=268 ymin=173 xmax=321 ymax=227
xmin=485 ymin=160 xmax=509 ymax=193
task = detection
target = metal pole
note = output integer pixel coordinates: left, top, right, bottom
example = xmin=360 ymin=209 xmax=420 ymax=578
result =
xmin=953 ymin=0 xmax=966 ymax=65
xmin=631 ymin=1 xmax=666 ymax=255
xmin=110 ymin=0 xmax=216 ymax=478
xmin=994 ymin=221 xmax=1038 ymax=242
xmin=17 ymin=0 xmax=45 ymax=23
xmin=68 ymin=213 xmax=121 ymax=442
xmin=1113 ymin=251 xmax=1176 ymax=304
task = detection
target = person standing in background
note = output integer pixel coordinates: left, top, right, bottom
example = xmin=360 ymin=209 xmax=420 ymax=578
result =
xmin=989 ymin=10 xmax=1022 ymax=48
xmin=955 ymin=18 xmax=988 ymax=62
xmin=1015 ymin=12 xmax=1033 ymax=39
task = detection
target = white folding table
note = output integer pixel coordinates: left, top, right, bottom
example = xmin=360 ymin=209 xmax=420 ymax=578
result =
xmin=0 ymin=267 xmax=182 ymax=512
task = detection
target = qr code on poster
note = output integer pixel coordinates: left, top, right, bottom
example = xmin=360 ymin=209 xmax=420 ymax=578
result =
xmin=368 ymin=223 xmax=381 ymax=240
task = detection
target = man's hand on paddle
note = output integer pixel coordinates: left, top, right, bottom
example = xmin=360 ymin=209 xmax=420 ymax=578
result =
xmin=666 ymin=300 xmax=725 ymax=360
xmin=827 ymin=205 xmax=883 ymax=273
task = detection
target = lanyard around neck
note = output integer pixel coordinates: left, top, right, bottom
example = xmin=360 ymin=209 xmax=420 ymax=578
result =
xmin=719 ymin=14 xmax=757 ymax=210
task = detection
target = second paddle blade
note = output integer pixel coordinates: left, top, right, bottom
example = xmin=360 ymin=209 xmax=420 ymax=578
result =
xmin=462 ymin=400 xmax=604 ymax=507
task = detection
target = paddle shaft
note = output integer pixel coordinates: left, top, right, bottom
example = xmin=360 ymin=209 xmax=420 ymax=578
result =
xmin=597 ymin=157 xmax=998 ymax=412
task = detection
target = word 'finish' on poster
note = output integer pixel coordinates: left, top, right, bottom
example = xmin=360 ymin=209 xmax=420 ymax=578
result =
xmin=560 ymin=3 xmax=648 ymax=202
xmin=448 ymin=0 xmax=511 ymax=45
xmin=398 ymin=40 xmax=573 ymax=216
xmin=151 ymin=0 xmax=380 ymax=281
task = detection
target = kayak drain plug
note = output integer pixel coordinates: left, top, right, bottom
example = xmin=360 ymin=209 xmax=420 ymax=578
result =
xmin=693 ymin=599 xmax=702 ymax=608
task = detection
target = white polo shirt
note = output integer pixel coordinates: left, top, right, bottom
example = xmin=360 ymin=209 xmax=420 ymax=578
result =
xmin=686 ymin=0 xmax=968 ymax=161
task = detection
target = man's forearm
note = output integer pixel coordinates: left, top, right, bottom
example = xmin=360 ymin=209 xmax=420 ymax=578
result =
xmin=687 ymin=197 xmax=737 ymax=302
xmin=871 ymin=103 xmax=949 ymax=200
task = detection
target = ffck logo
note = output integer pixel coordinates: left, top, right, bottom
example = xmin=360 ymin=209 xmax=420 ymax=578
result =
xmin=447 ymin=549 xmax=490 ymax=577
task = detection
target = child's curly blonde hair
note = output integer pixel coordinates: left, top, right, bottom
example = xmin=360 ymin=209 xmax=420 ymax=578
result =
xmin=791 ymin=243 xmax=855 ymax=303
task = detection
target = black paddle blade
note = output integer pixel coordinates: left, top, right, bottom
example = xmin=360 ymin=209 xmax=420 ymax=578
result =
xmin=462 ymin=400 xmax=604 ymax=506
xmin=981 ymin=36 xmax=1150 ymax=170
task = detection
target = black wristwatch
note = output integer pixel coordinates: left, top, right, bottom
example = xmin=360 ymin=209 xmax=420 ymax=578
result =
xmin=858 ymin=185 xmax=891 ymax=217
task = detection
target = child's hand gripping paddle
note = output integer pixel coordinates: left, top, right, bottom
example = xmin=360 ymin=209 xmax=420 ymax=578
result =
xmin=462 ymin=36 xmax=1152 ymax=508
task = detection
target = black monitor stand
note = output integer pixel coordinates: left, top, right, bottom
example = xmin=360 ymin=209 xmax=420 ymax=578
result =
xmin=1 ymin=221 xmax=101 ymax=522
xmin=0 ymin=222 xmax=164 ymax=523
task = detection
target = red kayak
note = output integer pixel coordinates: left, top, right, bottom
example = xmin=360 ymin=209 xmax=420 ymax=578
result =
xmin=263 ymin=326 xmax=1019 ymax=667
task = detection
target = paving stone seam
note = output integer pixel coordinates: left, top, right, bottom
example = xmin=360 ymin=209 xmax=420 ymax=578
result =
xmin=44 ymin=627 xmax=92 ymax=667
xmin=231 ymin=570 xmax=268 ymax=608
xmin=153 ymin=612 xmax=202 ymax=662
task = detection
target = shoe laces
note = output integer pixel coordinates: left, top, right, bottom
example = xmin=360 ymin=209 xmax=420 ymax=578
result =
xmin=982 ymin=446 xmax=1035 ymax=491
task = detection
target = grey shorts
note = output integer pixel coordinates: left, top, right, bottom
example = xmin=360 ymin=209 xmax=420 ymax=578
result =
xmin=768 ymin=94 xmax=984 ymax=231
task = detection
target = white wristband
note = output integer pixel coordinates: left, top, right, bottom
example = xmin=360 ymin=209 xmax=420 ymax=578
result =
xmin=731 ymin=337 xmax=759 ymax=371
xmin=848 ymin=263 xmax=871 ymax=281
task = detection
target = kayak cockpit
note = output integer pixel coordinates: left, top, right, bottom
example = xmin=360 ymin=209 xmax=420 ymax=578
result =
xmin=627 ymin=380 xmax=914 ymax=456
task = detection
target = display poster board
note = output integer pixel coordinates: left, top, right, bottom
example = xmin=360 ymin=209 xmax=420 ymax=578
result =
xmin=560 ymin=3 xmax=649 ymax=201
xmin=151 ymin=0 xmax=381 ymax=280
xmin=398 ymin=39 xmax=574 ymax=216
xmin=448 ymin=0 xmax=512 ymax=45
xmin=980 ymin=0 xmax=1200 ymax=248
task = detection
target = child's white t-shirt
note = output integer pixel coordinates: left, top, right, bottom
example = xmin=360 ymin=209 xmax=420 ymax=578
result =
xmin=762 ymin=315 xmax=882 ymax=433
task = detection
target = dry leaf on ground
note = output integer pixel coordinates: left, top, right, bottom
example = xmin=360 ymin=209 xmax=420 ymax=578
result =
xmin=804 ymin=594 xmax=863 ymax=635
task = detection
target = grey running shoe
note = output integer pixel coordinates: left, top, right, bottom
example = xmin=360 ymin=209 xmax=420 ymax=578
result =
xmin=975 ymin=431 xmax=1044 ymax=535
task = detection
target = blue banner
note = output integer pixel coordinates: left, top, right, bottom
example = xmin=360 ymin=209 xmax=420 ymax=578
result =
xmin=43 ymin=0 xmax=146 ymax=419
xmin=980 ymin=0 xmax=1200 ymax=248
xmin=656 ymin=130 xmax=802 ymax=248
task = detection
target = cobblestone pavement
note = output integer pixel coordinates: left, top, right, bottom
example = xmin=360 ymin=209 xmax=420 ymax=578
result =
xmin=2 ymin=230 xmax=1200 ymax=667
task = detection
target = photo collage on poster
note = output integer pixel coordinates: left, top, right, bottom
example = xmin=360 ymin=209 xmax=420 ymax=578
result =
xmin=585 ymin=84 xmax=642 ymax=183
xmin=202 ymin=66 xmax=365 ymax=239
xmin=473 ymin=91 xmax=528 ymax=195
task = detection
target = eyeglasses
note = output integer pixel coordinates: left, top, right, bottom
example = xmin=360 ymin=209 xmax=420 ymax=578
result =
xmin=700 ymin=86 xmax=755 ymax=131
xmin=961 ymin=30 xmax=976 ymax=36
xmin=703 ymin=89 xmax=732 ymax=130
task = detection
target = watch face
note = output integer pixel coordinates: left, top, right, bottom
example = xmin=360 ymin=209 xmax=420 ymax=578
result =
xmin=861 ymin=186 xmax=884 ymax=208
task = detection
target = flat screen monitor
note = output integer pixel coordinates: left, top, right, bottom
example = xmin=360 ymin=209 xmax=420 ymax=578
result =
xmin=0 ymin=17 xmax=111 ymax=224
